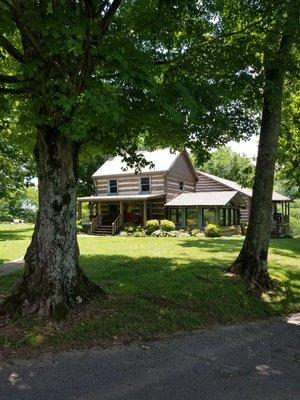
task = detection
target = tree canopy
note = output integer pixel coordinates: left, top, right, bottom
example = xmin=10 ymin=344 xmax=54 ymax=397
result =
xmin=198 ymin=147 xmax=255 ymax=188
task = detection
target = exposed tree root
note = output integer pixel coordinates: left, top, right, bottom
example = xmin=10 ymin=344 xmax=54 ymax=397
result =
xmin=228 ymin=257 xmax=274 ymax=296
xmin=0 ymin=268 xmax=106 ymax=320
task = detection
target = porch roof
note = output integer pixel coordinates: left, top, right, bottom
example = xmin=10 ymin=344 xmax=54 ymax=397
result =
xmin=78 ymin=193 xmax=165 ymax=202
xmin=165 ymin=191 xmax=246 ymax=207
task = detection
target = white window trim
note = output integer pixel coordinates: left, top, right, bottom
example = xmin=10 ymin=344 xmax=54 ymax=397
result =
xmin=140 ymin=176 xmax=151 ymax=194
xmin=108 ymin=178 xmax=118 ymax=195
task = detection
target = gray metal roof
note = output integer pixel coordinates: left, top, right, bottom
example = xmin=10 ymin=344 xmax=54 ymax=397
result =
xmin=78 ymin=194 xmax=165 ymax=202
xmin=93 ymin=149 xmax=180 ymax=177
xmin=196 ymin=170 xmax=290 ymax=202
xmin=165 ymin=191 xmax=245 ymax=207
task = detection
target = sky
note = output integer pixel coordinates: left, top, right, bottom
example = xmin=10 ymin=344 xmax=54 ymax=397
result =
xmin=227 ymin=134 xmax=259 ymax=160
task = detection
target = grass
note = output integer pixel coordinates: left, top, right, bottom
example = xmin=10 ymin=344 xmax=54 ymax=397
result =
xmin=0 ymin=223 xmax=33 ymax=265
xmin=0 ymin=224 xmax=299 ymax=358
xmin=290 ymin=198 xmax=300 ymax=237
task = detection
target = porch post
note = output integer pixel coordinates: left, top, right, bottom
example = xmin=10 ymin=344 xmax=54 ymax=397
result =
xmin=120 ymin=201 xmax=124 ymax=225
xmin=77 ymin=201 xmax=82 ymax=220
xmin=143 ymin=200 xmax=147 ymax=226
xmin=215 ymin=207 xmax=220 ymax=225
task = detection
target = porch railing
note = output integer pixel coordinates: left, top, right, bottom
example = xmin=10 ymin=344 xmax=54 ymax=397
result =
xmin=90 ymin=214 xmax=102 ymax=234
xmin=112 ymin=213 xmax=123 ymax=235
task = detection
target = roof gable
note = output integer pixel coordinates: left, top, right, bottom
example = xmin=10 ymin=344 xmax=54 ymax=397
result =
xmin=196 ymin=170 xmax=290 ymax=202
xmin=93 ymin=149 xmax=195 ymax=178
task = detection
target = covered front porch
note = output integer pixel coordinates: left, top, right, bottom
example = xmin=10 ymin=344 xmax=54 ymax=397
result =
xmin=271 ymin=200 xmax=291 ymax=237
xmin=77 ymin=194 xmax=166 ymax=235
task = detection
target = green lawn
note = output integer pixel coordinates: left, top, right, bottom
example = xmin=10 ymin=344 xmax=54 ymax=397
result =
xmin=0 ymin=224 xmax=299 ymax=357
xmin=0 ymin=223 xmax=34 ymax=265
xmin=290 ymin=198 xmax=300 ymax=237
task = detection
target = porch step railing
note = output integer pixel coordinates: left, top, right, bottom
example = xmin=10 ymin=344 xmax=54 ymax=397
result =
xmin=91 ymin=214 xmax=123 ymax=235
xmin=112 ymin=214 xmax=123 ymax=235
xmin=90 ymin=214 xmax=102 ymax=234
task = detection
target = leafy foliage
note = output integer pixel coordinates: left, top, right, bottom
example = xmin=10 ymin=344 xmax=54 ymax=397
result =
xmin=145 ymin=219 xmax=160 ymax=234
xmin=198 ymin=147 xmax=255 ymax=188
xmin=204 ymin=223 xmax=222 ymax=238
xmin=276 ymin=78 xmax=300 ymax=198
xmin=0 ymin=1 xmax=259 ymax=165
xmin=160 ymin=219 xmax=176 ymax=232
xmin=0 ymin=186 xmax=38 ymax=222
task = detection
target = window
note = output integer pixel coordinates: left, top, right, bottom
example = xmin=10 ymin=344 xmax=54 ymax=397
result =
xmin=109 ymin=179 xmax=118 ymax=194
xmin=202 ymin=208 xmax=216 ymax=226
xmin=179 ymin=181 xmax=184 ymax=192
xmin=140 ymin=177 xmax=150 ymax=193
xmin=186 ymin=208 xmax=198 ymax=226
xmin=170 ymin=208 xmax=182 ymax=226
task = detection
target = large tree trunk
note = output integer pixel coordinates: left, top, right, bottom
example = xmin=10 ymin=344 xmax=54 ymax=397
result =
xmin=1 ymin=127 xmax=104 ymax=318
xmin=229 ymin=29 xmax=295 ymax=294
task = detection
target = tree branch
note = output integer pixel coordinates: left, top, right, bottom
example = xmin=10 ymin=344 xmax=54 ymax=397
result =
xmin=100 ymin=0 xmax=122 ymax=36
xmin=0 ymin=34 xmax=25 ymax=63
xmin=0 ymin=74 xmax=28 ymax=83
xmin=0 ymin=86 xmax=29 ymax=94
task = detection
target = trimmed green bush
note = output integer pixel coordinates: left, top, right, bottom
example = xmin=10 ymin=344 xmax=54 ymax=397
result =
xmin=191 ymin=228 xmax=200 ymax=236
xmin=160 ymin=219 xmax=176 ymax=231
xmin=145 ymin=219 xmax=160 ymax=234
xmin=204 ymin=223 xmax=222 ymax=238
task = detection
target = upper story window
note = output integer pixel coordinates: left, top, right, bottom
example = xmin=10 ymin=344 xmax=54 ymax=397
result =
xmin=140 ymin=177 xmax=150 ymax=193
xmin=109 ymin=179 xmax=118 ymax=194
xmin=179 ymin=180 xmax=184 ymax=192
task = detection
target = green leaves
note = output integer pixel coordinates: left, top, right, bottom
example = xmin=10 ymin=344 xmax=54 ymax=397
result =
xmin=198 ymin=147 xmax=255 ymax=187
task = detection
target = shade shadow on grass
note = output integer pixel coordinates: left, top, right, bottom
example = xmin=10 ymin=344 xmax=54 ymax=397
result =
xmin=0 ymin=228 xmax=33 ymax=241
xmin=0 ymin=249 xmax=298 ymax=357
xmin=178 ymin=237 xmax=243 ymax=253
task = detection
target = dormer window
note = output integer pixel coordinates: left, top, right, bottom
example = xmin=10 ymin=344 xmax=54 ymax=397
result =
xmin=109 ymin=179 xmax=118 ymax=194
xmin=140 ymin=177 xmax=150 ymax=193
xmin=179 ymin=180 xmax=184 ymax=192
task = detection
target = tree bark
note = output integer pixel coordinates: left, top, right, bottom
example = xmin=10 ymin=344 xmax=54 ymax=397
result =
xmin=229 ymin=27 xmax=296 ymax=294
xmin=1 ymin=127 xmax=104 ymax=319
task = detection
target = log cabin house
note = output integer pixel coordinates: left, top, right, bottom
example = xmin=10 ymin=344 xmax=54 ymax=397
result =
xmin=77 ymin=148 xmax=291 ymax=236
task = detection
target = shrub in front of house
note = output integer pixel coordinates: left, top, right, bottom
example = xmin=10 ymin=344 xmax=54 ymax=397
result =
xmin=204 ymin=223 xmax=222 ymax=238
xmin=151 ymin=229 xmax=165 ymax=237
xmin=160 ymin=219 xmax=176 ymax=231
xmin=145 ymin=219 xmax=160 ymax=234
xmin=119 ymin=231 xmax=128 ymax=237
xmin=177 ymin=231 xmax=190 ymax=237
xmin=165 ymin=230 xmax=180 ymax=237
xmin=190 ymin=228 xmax=200 ymax=236
xmin=133 ymin=230 xmax=146 ymax=237
xmin=123 ymin=224 xmax=135 ymax=234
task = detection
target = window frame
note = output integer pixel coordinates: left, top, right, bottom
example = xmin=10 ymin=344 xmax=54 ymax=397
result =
xmin=202 ymin=208 xmax=216 ymax=226
xmin=140 ymin=176 xmax=151 ymax=193
xmin=179 ymin=180 xmax=184 ymax=192
xmin=186 ymin=207 xmax=198 ymax=227
xmin=108 ymin=179 xmax=118 ymax=195
xmin=170 ymin=207 xmax=182 ymax=227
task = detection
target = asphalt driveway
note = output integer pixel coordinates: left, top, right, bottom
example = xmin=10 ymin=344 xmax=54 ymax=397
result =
xmin=0 ymin=314 xmax=299 ymax=400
